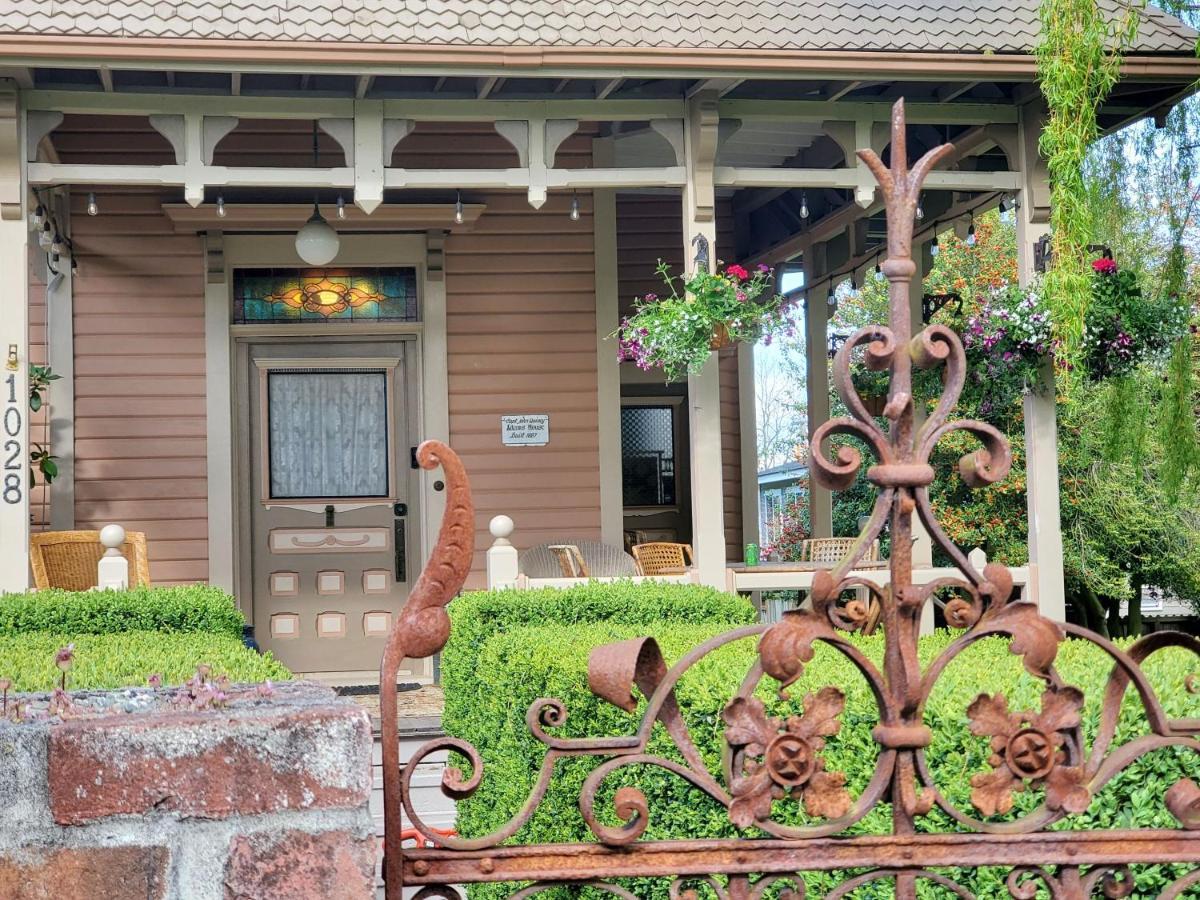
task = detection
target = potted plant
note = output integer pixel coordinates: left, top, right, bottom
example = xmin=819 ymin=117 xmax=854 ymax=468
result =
xmin=615 ymin=261 xmax=791 ymax=381
xmin=849 ymin=365 xmax=891 ymax=416
xmin=1082 ymin=257 xmax=1190 ymax=381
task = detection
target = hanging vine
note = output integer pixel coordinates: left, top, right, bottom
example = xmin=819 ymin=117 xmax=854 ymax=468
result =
xmin=1035 ymin=0 xmax=1143 ymax=369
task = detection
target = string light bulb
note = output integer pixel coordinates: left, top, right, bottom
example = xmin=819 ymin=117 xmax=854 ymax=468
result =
xmin=50 ymin=232 xmax=65 ymax=255
xmin=31 ymin=203 xmax=45 ymax=230
xmin=216 ymin=194 xmax=226 ymax=218
xmin=86 ymin=193 xmax=98 ymax=217
xmin=827 ymin=287 xmax=836 ymax=308
xmin=915 ymin=195 xmax=925 ymax=221
xmin=569 ymin=192 xmax=580 ymax=221
xmin=336 ymin=195 xmax=346 ymax=219
xmin=966 ymin=221 xmax=977 ymax=247
xmin=38 ymin=220 xmax=53 ymax=248
xmin=930 ymin=232 xmax=940 ymax=257
xmin=799 ymin=192 xmax=810 ymax=219
xmin=875 ymin=260 xmax=883 ymax=279
xmin=454 ymin=191 xmax=464 ymax=225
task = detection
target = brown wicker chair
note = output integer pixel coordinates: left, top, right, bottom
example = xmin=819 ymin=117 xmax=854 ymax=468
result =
xmin=29 ymin=530 xmax=151 ymax=591
xmin=800 ymin=537 xmax=879 ymax=564
xmin=631 ymin=542 xmax=693 ymax=576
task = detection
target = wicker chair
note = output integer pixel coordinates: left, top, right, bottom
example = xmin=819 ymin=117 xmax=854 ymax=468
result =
xmin=519 ymin=541 xmax=639 ymax=579
xmin=800 ymin=537 xmax=879 ymax=564
xmin=631 ymin=542 xmax=693 ymax=576
xmin=29 ymin=530 xmax=151 ymax=591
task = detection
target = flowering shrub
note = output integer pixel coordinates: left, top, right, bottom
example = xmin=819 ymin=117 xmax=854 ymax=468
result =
xmin=960 ymin=280 xmax=1053 ymax=417
xmin=762 ymin=497 xmax=810 ymax=562
xmin=1082 ymin=258 xmax=1190 ymax=380
xmin=616 ymin=261 xmax=791 ymax=381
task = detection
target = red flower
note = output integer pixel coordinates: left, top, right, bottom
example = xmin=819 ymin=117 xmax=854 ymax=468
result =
xmin=1092 ymin=257 xmax=1117 ymax=275
xmin=725 ymin=264 xmax=750 ymax=280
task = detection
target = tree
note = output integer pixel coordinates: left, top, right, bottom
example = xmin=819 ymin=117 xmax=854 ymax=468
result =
xmin=754 ymin=344 xmax=806 ymax=470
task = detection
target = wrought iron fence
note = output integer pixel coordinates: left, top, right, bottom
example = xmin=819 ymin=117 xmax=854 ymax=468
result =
xmin=379 ymin=100 xmax=1200 ymax=900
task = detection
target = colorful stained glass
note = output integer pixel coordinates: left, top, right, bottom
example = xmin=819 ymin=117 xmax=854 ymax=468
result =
xmin=233 ymin=268 xmax=418 ymax=323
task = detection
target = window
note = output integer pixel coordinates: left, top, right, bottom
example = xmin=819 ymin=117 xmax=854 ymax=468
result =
xmin=621 ymin=405 xmax=676 ymax=508
xmin=234 ymin=268 xmax=418 ymax=323
xmin=266 ymin=369 xmax=391 ymax=500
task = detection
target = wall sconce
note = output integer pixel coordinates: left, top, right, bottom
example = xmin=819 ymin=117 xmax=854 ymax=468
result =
xmin=1033 ymin=234 xmax=1053 ymax=274
xmin=5 ymin=344 xmax=17 ymax=371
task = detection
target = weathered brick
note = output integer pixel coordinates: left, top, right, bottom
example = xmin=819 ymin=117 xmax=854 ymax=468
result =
xmin=48 ymin=704 xmax=371 ymax=825
xmin=0 ymin=845 xmax=168 ymax=899
xmin=224 ymin=829 xmax=376 ymax=900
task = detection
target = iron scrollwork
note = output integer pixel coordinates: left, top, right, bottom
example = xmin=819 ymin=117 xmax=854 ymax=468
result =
xmin=380 ymin=100 xmax=1200 ymax=900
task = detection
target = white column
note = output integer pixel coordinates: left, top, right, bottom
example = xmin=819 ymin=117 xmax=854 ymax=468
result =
xmin=46 ymin=190 xmax=74 ymax=530
xmin=0 ymin=86 xmax=29 ymax=593
xmin=422 ymin=231 xmax=451 ymax=564
xmin=592 ymin=136 xmax=623 ymax=547
xmin=1016 ymin=103 xmax=1066 ymax=621
xmin=737 ymin=341 xmax=759 ymax=549
xmin=683 ymin=92 xmax=726 ymax=586
xmin=908 ymin=239 xmax=935 ymax=634
xmin=803 ymin=248 xmax=832 ymax=538
xmin=486 ymin=515 xmax=519 ymax=589
xmin=203 ymin=231 xmax=235 ymax=592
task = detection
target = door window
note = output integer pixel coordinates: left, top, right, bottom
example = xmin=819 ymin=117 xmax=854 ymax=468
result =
xmin=266 ymin=368 xmax=391 ymax=500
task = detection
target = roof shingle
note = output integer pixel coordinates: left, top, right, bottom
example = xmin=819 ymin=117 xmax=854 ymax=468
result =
xmin=0 ymin=0 xmax=1194 ymax=54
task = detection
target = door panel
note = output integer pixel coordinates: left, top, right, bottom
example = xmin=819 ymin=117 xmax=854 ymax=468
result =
xmin=245 ymin=340 xmax=423 ymax=678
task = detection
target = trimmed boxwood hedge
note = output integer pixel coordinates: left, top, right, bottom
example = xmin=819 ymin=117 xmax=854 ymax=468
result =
xmin=0 ymin=631 xmax=290 ymax=692
xmin=446 ymin=621 xmax=1200 ymax=899
xmin=0 ymin=585 xmax=245 ymax=638
xmin=443 ymin=583 xmax=756 ymax=717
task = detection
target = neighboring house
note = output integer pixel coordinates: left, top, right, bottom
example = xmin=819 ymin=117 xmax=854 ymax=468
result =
xmin=0 ymin=1 xmax=1196 ymax=679
xmin=758 ymin=462 xmax=807 ymax=547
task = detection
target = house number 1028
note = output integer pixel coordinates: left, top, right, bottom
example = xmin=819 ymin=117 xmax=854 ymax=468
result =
xmin=3 ymin=373 xmax=22 ymax=505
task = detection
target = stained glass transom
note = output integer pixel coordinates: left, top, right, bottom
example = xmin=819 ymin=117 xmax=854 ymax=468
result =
xmin=233 ymin=268 xmax=418 ymax=323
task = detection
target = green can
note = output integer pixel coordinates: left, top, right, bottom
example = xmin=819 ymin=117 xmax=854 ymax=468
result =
xmin=744 ymin=543 xmax=760 ymax=566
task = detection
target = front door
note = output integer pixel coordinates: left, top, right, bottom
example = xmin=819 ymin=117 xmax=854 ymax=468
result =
xmin=243 ymin=339 xmax=424 ymax=680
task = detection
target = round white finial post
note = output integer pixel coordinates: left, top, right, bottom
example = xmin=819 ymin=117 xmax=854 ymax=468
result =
xmin=486 ymin=515 xmax=519 ymax=590
xmin=97 ymin=524 xmax=130 ymax=590
xmin=489 ymin=515 xmax=514 ymax=544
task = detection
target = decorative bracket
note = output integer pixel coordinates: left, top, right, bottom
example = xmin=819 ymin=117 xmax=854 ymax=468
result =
xmin=685 ymin=93 xmax=720 ymax=223
xmin=495 ymin=118 xmax=578 ymax=209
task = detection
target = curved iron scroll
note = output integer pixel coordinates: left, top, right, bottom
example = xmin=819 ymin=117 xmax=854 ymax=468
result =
xmin=381 ymin=100 xmax=1200 ymax=900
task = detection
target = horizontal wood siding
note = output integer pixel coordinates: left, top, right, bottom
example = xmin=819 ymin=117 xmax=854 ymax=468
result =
xmin=615 ymin=194 xmax=744 ymax=561
xmin=68 ymin=188 xmax=208 ymax=585
xmin=446 ymin=191 xmax=600 ymax=587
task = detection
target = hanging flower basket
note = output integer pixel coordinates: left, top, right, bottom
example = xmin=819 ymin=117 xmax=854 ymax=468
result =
xmin=709 ymin=322 xmax=732 ymax=350
xmin=1081 ymin=258 xmax=1189 ymax=381
xmin=614 ymin=261 xmax=792 ymax=382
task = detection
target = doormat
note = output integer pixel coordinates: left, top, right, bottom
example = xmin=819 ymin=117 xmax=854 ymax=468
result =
xmin=334 ymin=683 xmax=421 ymax=697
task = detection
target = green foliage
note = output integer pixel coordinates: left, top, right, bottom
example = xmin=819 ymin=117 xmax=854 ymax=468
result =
xmin=27 ymin=364 xmax=60 ymax=486
xmin=447 ymin=624 xmax=1199 ymax=899
xmin=1036 ymin=0 xmax=1142 ymax=371
xmin=1158 ymin=331 xmax=1200 ymax=499
xmin=444 ymin=583 xmax=756 ymax=705
xmin=0 ymin=585 xmax=246 ymax=639
xmin=0 ymin=631 xmax=289 ymax=692
xmin=617 ymin=262 xmax=794 ymax=381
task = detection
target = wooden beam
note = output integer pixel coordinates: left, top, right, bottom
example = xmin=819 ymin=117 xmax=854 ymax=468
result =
xmin=299 ymin=73 xmax=311 ymax=91
xmin=722 ymin=99 xmax=1018 ymax=124
xmin=596 ymin=78 xmax=624 ymax=100
xmin=688 ymin=77 xmax=744 ymax=98
xmin=937 ymin=81 xmax=979 ymax=103
xmin=165 ymin=71 xmax=176 ymax=89
xmin=432 ymin=75 xmax=447 ymax=93
xmin=230 ymin=72 xmax=241 ymax=96
xmin=356 ymin=75 xmax=374 ymax=99
xmin=553 ymin=78 xmax=571 ymax=93
xmin=477 ymin=76 xmax=502 ymax=99
xmin=715 ymin=165 xmax=1019 ymax=192
xmin=98 ymin=67 xmax=113 ymax=92
xmin=825 ymin=80 xmax=863 ymax=102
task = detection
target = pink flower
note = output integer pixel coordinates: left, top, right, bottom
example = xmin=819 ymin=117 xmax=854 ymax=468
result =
xmin=725 ymin=264 xmax=750 ymax=280
xmin=1092 ymin=257 xmax=1117 ymax=275
xmin=757 ymin=264 xmax=771 ymax=274
xmin=147 ymin=673 xmax=163 ymax=688
xmin=736 ymin=291 xmax=748 ymax=303
xmin=54 ymin=644 xmax=74 ymax=672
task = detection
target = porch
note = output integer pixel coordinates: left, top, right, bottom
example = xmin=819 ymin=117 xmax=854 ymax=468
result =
xmin=0 ymin=54 xmax=1194 ymax=675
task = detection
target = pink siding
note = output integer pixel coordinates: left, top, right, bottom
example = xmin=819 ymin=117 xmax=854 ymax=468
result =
xmin=446 ymin=191 xmax=601 ymax=588
xmin=68 ymin=188 xmax=209 ymax=585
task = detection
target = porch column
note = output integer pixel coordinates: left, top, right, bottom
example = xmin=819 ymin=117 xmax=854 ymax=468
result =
xmin=683 ymin=92 xmax=726 ymax=586
xmin=909 ymin=239 xmax=936 ymax=633
xmin=0 ymin=85 xmax=29 ymax=592
xmin=592 ymin=136 xmax=623 ymax=547
xmin=46 ymin=189 xmax=75 ymax=530
xmin=803 ymin=246 xmax=832 ymax=538
xmin=203 ymin=231 xmax=235 ymax=592
xmin=1016 ymin=104 xmax=1066 ymax=621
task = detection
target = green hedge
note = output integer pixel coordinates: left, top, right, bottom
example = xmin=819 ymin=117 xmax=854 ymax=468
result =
xmin=0 ymin=585 xmax=245 ymax=638
xmin=447 ymin=622 xmax=1200 ymax=899
xmin=443 ymin=583 xmax=756 ymax=718
xmin=0 ymin=631 xmax=290 ymax=692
